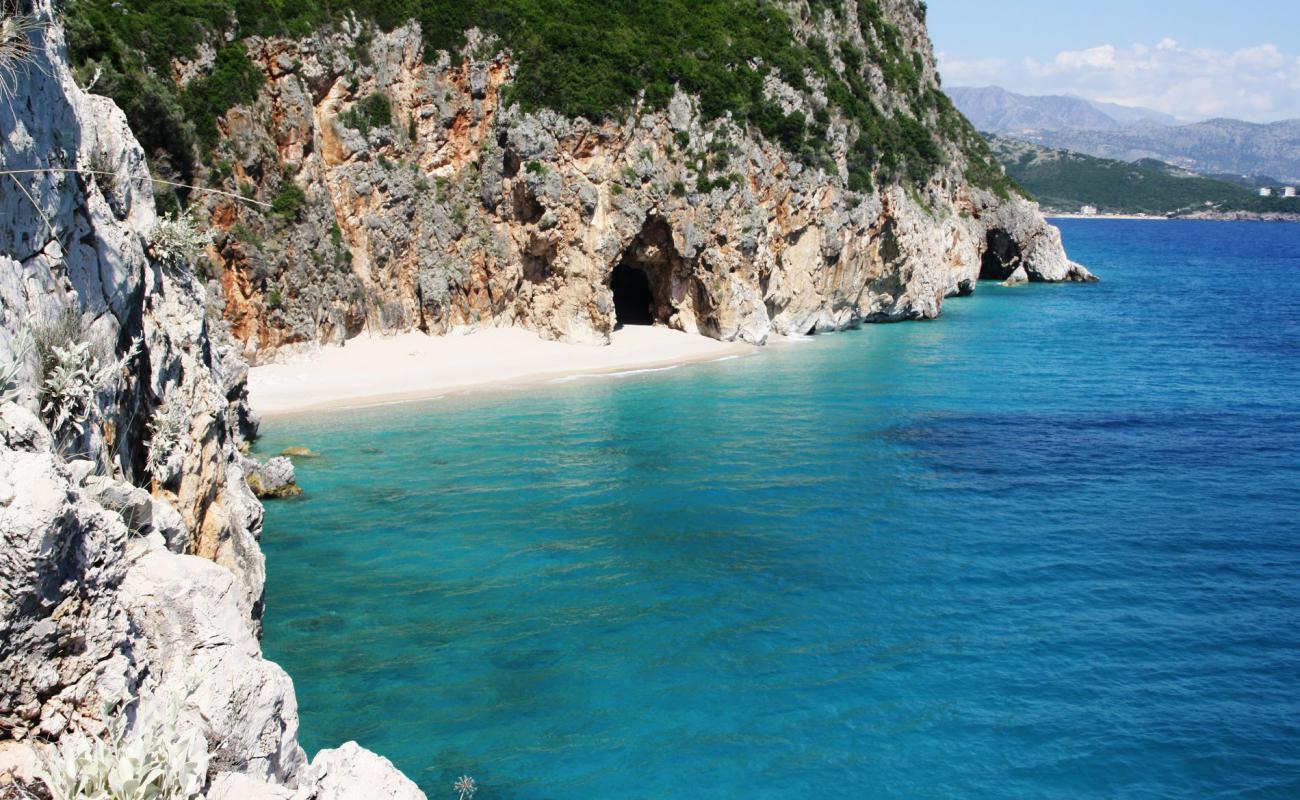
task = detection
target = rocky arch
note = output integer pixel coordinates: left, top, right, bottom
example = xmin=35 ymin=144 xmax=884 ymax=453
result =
xmin=609 ymin=215 xmax=689 ymax=329
xmin=979 ymin=227 xmax=1023 ymax=280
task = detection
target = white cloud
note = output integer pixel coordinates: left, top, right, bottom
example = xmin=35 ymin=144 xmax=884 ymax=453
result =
xmin=939 ymin=39 xmax=1300 ymax=122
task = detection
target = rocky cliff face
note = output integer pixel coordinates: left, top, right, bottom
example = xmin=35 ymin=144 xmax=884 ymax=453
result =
xmin=0 ymin=2 xmax=419 ymax=795
xmin=172 ymin=0 xmax=1091 ymax=361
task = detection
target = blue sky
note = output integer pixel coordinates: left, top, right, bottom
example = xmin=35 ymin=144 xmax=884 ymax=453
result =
xmin=927 ymin=1 xmax=1300 ymax=121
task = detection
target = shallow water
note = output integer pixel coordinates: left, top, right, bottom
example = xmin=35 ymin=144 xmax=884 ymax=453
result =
xmin=259 ymin=220 xmax=1300 ymax=798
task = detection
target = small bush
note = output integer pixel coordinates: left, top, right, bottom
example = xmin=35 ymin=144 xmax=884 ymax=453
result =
xmin=0 ymin=8 xmax=44 ymax=104
xmin=149 ymin=212 xmax=211 ymax=267
xmin=33 ymin=310 xmax=86 ymax=388
xmin=38 ymin=330 xmax=139 ymax=438
xmin=146 ymin=400 xmax=188 ymax=484
xmin=87 ymin=148 xmax=119 ymax=198
xmin=38 ymin=681 xmax=208 ymax=800
xmin=270 ymin=183 xmax=306 ymax=220
xmin=339 ymin=92 xmax=392 ymax=134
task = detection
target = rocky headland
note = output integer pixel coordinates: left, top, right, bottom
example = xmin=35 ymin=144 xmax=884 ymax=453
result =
xmin=190 ymin=8 xmax=1092 ymax=359
xmin=2 ymin=0 xmax=1090 ymax=796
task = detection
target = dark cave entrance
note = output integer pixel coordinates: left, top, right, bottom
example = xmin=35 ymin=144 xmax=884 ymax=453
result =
xmin=979 ymin=228 xmax=1023 ymax=280
xmin=609 ymin=215 xmax=686 ymax=330
xmin=611 ymin=262 xmax=655 ymax=327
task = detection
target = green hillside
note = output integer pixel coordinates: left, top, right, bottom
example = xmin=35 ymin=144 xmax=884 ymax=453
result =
xmin=65 ymin=0 xmax=1010 ymax=200
xmin=989 ymin=135 xmax=1298 ymax=216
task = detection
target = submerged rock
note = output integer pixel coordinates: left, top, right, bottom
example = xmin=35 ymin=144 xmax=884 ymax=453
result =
xmin=280 ymin=446 xmax=320 ymax=458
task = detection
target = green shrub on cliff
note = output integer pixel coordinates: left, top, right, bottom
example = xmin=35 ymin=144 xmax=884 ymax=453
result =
xmin=181 ymin=43 xmax=263 ymax=148
xmin=65 ymin=0 xmax=990 ymax=193
xmin=339 ymin=92 xmax=393 ymax=134
xmin=270 ymin=183 xmax=307 ymax=221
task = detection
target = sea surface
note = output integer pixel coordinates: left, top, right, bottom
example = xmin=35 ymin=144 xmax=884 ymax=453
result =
xmin=258 ymin=220 xmax=1300 ymax=798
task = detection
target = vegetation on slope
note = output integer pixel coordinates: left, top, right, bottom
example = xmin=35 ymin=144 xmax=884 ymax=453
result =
xmin=990 ymin=135 xmax=1298 ymax=216
xmin=66 ymin=0 xmax=1013 ymax=198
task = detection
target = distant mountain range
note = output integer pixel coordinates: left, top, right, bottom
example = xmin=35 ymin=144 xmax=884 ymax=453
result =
xmin=946 ymin=86 xmax=1178 ymax=132
xmin=948 ymin=86 xmax=1300 ymax=182
xmin=988 ymin=136 xmax=1300 ymax=219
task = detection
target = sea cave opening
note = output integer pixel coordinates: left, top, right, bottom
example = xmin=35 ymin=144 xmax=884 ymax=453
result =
xmin=980 ymin=228 xmax=1023 ymax=280
xmin=611 ymin=262 xmax=655 ymax=327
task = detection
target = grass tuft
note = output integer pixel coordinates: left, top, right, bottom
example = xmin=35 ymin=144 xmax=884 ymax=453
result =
xmin=0 ymin=3 xmax=45 ymax=105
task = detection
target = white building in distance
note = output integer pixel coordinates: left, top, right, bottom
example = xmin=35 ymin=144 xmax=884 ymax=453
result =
xmin=1284 ymin=187 xmax=1298 ymax=198
xmin=1260 ymin=187 xmax=1273 ymax=197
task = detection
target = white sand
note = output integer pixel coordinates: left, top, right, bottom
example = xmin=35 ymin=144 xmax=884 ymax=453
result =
xmin=248 ymin=326 xmax=755 ymax=416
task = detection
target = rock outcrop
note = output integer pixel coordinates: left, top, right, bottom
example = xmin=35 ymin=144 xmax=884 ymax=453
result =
xmin=167 ymin=1 xmax=1093 ymax=362
xmin=244 ymin=454 xmax=303 ymax=499
xmin=0 ymin=2 xmax=419 ymax=796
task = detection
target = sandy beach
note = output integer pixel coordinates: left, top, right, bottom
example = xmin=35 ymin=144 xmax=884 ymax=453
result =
xmin=248 ymin=326 xmax=755 ymax=415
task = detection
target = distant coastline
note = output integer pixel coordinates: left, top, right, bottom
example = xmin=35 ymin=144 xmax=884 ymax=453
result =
xmin=1048 ymin=212 xmax=1173 ymax=222
xmin=1049 ymin=211 xmax=1300 ymax=223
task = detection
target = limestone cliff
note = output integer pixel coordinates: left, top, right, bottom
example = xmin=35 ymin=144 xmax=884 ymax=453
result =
xmin=0 ymin=1 xmax=420 ymax=795
xmin=78 ymin=0 xmax=1092 ymax=361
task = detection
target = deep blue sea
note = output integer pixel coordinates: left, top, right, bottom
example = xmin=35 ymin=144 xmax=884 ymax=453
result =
xmin=258 ymin=220 xmax=1300 ymax=799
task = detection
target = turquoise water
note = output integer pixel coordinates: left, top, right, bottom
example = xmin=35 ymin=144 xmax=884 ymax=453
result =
xmin=259 ymin=220 xmax=1300 ymax=798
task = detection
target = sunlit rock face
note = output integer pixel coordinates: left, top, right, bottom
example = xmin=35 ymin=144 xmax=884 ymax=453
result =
xmin=0 ymin=2 xmax=417 ymax=795
xmin=170 ymin=1 xmax=1090 ymax=362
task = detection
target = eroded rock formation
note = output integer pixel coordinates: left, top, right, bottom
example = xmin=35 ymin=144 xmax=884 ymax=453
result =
xmin=0 ymin=2 xmax=418 ymax=795
xmin=186 ymin=3 xmax=1092 ymax=362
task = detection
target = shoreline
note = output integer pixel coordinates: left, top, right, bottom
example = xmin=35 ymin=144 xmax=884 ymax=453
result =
xmin=1048 ymin=213 xmax=1174 ymax=221
xmin=1049 ymin=212 xmax=1300 ymax=223
xmin=248 ymin=326 xmax=757 ymax=417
